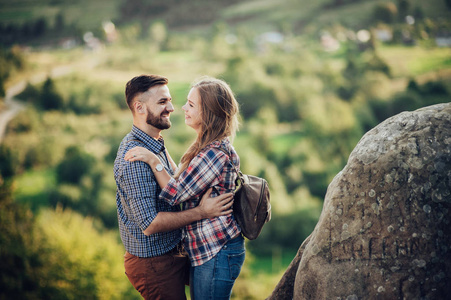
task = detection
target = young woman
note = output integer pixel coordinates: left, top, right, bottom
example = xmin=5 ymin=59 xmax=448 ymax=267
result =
xmin=125 ymin=77 xmax=244 ymax=299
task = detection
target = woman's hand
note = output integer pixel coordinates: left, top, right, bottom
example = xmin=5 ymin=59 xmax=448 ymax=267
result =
xmin=126 ymin=146 xmax=172 ymax=189
xmin=124 ymin=146 xmax=158 ymax=165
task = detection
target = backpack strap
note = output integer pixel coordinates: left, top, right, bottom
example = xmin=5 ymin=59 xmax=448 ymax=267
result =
xmin=215 ymin=147 xmax=240 ymax=175
xmin=215 ymin=147 xmax=244 ymax=193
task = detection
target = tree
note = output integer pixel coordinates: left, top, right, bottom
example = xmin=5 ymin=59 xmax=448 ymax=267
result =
xmin=413 ymin=6 xmax=425 ymax=20
xmin=337 ymin=58 xmax=361 ymax=101
xmin=0 ymin=47 xmax=24 ymax=97
xmin=373 ymin=2 xmax=398 ymax=24
xmin=33 ymin=17 xmax=48 ymax=37
xmin=397 ymin=0 xmax=410 ymax=19
xmin=39 ymin=77 xmax=64 ymax=110
xmin=54 ymin=12 xmax=65 ymax=32
xmin=148 ymin=21 xmax=167 ymax=51
xmin=445 ymin=0 xmax=451 ymax=10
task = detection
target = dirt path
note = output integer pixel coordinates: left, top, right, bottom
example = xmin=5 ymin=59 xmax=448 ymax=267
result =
xmin=0 ymin=82 xmax=26 ymax=142
xmin=0 ymin=65 xmax=76 ymax=143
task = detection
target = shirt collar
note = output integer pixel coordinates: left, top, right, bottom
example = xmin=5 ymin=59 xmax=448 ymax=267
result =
xmin=130 ymin=125 xmax=165 ymax=154
xmin=205 ymin=138 xmax=230 ymax=150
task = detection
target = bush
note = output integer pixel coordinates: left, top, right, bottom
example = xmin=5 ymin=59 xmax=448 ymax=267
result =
xmin=36 ymin=208 xmax=138 ymax=299
xmin=24 ymin=147 xmax=48 ymax=169
xmin=367 ymin=53 xmax=391 ymax=77
xmin=0 ymin=185 xmax=59 ymax=299
xmin=66 ymin=94 xmax=101 ymax=114
xmin=277 ymin=100 xmax=303 ymax=123
xmin=236 ymin=83 xmax=276 ymax=119
xmin=303 ymin=170 xmax=330 ymax=199
xmin=407 ymin=79 xmax=420 ymax=92
xmin=1 ymin=183 xmax=136 ymax=299
xmin=0 ymin=145 xmax=16 ymax=181
xmin=56 ymin=146 xmax=94 ymax=184
xmin=337 ymin=84 xmax=357 ymax=101
xmin=247 ymin=208 xmax=320 ymax=256
xmin=16 ymin=82 xmax=40 ymax=103
xmin=6 ymin=107 xmax=39 ymax=134
xmin=112 ymin=91 xmax=129 ymax=110
xmin=421 ymin=81 xmax=448 ymax=96
xmin=48 ymin=184 xmax=82 ymax=209
xmin=368 ymin=76 xmax=448 ymax=124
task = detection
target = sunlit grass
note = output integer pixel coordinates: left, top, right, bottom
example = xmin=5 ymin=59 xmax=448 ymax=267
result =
xmin=378 ymin=45 xmax=451 ymax=77
xmin=249 ymin=249 xmax=297 ymax=275
xmin=13 ymin=168 xmax=56 ymax=211
xmin=14 ymin=168 xmax=55 ymax=196
xmin=270 ymin=131 xmax=304 ymax=155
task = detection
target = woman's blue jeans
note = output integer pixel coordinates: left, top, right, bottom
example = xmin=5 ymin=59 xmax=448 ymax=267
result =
xmin=190 ymin=235 xmax=245 ymax=300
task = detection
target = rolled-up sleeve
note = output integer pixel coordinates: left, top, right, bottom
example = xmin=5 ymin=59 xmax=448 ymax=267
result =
xmin=121 ymin=161 xmax=158 ymax=231
xmin=160 ymin=149 xmax=227 ymax=206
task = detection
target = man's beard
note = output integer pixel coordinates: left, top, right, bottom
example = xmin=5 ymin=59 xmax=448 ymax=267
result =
xmin=146 ymin=109 xmax=171 ymax=130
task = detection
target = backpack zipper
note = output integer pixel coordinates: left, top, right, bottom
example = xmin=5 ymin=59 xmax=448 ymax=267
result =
xmin=254 ymin=179 xmax=266 ymax=222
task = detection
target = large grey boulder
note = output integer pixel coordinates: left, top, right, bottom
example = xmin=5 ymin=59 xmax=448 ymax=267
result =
xmin=268 ymin=103 xmax=451 ymax=299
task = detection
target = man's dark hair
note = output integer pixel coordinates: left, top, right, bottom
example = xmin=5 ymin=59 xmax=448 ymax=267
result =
xmin=125 ymin=75 xmax=168 ymax=111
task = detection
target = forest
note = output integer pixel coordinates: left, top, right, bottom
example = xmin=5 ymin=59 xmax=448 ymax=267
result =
xmin=0 ymin=0 xmax=450 ymax=298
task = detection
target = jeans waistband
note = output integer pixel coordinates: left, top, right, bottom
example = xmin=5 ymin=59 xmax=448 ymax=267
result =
xmin=228 ymin=234 xmax=244 ymax=245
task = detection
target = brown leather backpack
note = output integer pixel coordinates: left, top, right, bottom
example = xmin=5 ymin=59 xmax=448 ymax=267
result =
xmin=217 ymin=148 xmax=271 ymax=240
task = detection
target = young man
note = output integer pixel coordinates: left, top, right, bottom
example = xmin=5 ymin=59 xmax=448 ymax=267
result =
xmin=114 ymin=75 xmax=233 ymax=300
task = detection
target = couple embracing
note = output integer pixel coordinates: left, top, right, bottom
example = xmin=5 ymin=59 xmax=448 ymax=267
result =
xmin=114 ymin=74 xmax=245 ymax=299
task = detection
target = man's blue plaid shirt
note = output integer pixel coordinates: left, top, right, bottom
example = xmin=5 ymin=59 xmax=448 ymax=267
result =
xmin=114 ymin=126 xmax=182 ymax=257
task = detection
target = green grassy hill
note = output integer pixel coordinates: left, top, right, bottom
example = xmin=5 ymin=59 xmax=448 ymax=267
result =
xmin=1 ymin=0 xmax=449 ymax=34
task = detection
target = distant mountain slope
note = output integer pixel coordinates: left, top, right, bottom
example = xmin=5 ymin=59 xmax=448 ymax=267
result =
xmin=1 ymin=0 xmax=449 ymax=34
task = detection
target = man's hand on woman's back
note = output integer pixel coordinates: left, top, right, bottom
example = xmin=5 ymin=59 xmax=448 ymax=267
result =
xmin=198 ymin=188 xmax=234 ymax=219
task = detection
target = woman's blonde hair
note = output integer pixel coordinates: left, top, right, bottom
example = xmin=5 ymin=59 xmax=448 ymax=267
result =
xmin=175 ymin=77 xmax=239 ymax=178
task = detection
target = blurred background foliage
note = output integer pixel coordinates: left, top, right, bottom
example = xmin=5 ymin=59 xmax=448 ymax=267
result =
xmin=0 ymin=0 xmax=450 ymax=299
